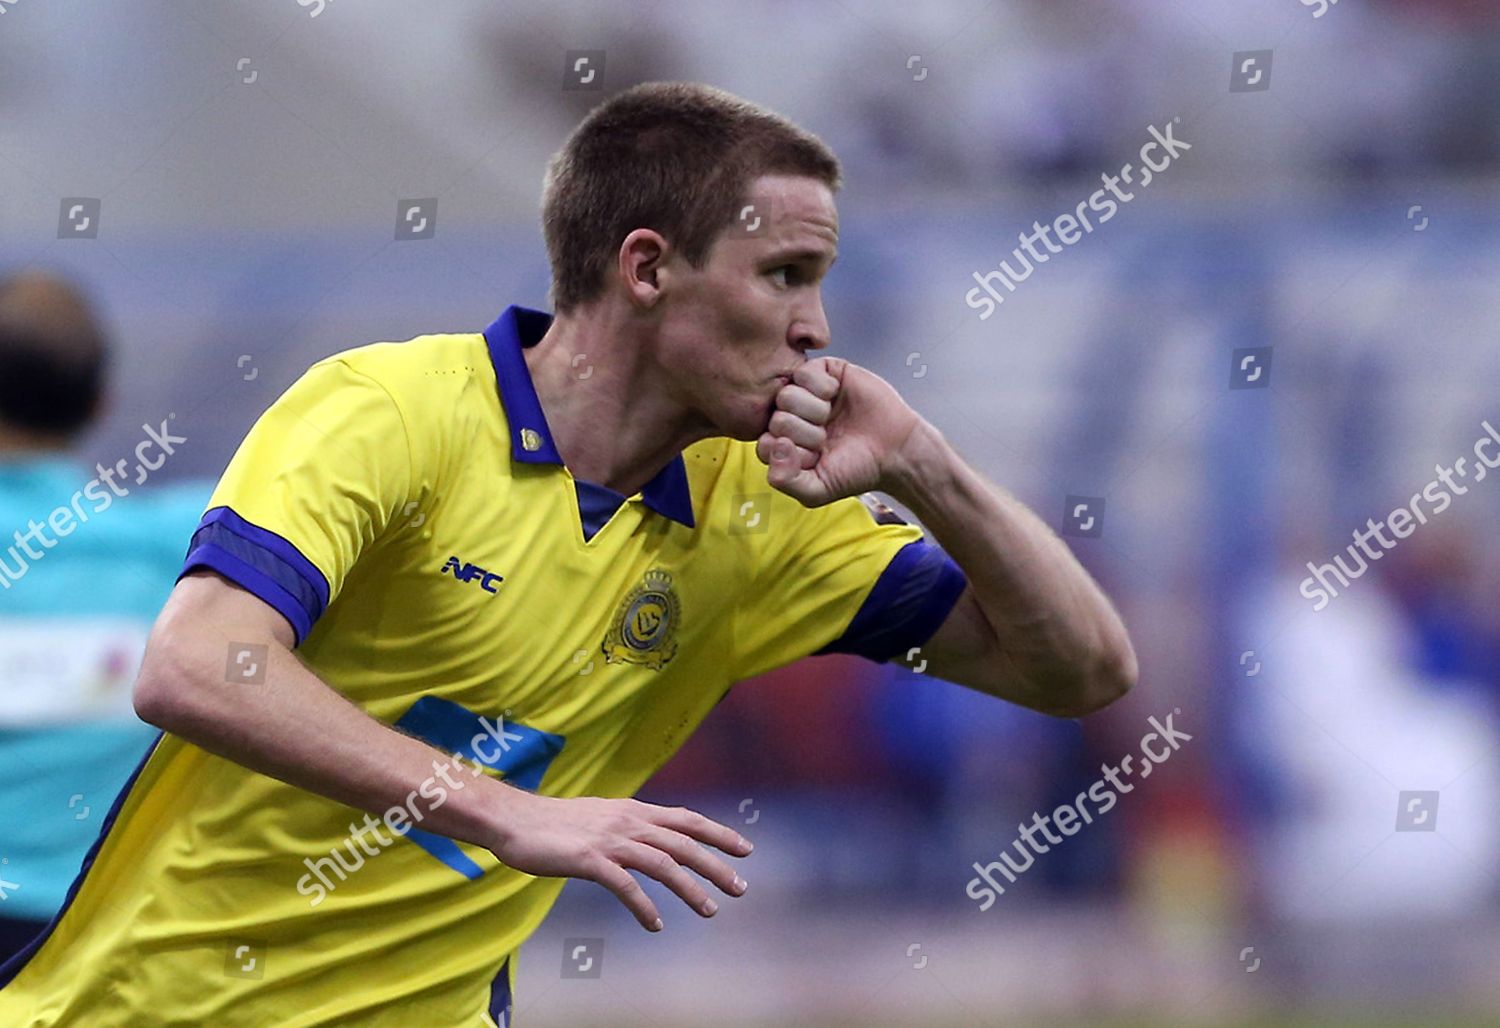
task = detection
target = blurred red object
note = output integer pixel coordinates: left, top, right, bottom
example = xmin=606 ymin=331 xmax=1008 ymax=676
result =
xmin=648 ymin=654 xmax=897 ymax=792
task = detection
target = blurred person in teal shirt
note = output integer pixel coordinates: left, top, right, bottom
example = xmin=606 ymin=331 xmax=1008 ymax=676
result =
xmin=0 ymin=271 xmax=208 ymax=962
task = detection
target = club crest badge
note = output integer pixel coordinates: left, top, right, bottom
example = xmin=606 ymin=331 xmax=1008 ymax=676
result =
xmin=602 ymin=568 xmax=680 ymax=670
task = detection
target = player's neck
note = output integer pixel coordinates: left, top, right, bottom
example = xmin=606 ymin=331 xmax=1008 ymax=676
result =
xmin=526 ymin=314 xmax=714 ymax=497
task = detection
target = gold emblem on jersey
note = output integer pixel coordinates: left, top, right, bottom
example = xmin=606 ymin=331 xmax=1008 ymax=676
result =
xmin=602 ymin=567 xmax=680 ymax=670
xmin=520 ymin=427 xmax=543 ymax=452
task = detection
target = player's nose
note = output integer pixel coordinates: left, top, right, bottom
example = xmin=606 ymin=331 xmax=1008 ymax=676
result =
xmin=790 ymin=295 xmax=830 ymax=351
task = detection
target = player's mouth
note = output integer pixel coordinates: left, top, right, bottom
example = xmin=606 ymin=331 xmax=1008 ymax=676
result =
xmin=773 ymin=365 xmax=802 ymax=386
xmin=764 ymin=375 xmax=792 ymax=427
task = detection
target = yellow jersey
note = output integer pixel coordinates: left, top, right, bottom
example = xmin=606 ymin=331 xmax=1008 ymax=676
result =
xmin=0 ymin=305 xmax=966 ymax=1026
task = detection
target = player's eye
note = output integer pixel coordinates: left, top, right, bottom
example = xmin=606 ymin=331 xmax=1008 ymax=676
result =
xmin=767 ymin=265 xmax=797 ymax=287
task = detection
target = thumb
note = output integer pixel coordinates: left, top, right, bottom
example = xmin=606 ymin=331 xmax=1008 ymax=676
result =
xmin=767 ymin=437 xmax=800 ymax=487
xmin=766 ymin=439 xmax=830 ymax=506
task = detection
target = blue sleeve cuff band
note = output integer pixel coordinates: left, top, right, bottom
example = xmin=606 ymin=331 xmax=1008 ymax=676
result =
xmin=815 ymin=539 xmax=969 ymax=663
xmin=177 ymin=507 xmax=330 ymax=646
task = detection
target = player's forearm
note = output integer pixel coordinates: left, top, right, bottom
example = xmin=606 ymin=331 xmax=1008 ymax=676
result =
xmin=882 ymin=419 xmax=1137 ymax=710
xmin=134 ymin=627 xmax=524 ymax=854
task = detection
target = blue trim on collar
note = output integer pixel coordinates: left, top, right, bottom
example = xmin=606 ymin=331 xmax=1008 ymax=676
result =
xmin=573 ymin=478 xmax=626 ymax=542
xmin=484 ymin=305 xmax=563 ymax=465
xmin=481 ymin=305 xmax=695 ymax=529
xmin=639 ymin=454 xmax=694 ymax=529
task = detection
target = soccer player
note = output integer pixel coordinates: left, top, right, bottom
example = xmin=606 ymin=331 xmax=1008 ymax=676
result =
xmin=0 ymin=272 xmax=208 ymax=963
xmin=0 ymin=83 xmax=1135 ymax=1025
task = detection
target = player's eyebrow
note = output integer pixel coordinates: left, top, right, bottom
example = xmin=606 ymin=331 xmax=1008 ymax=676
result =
xmin=764 ymin=247 xmax=837 ymax=267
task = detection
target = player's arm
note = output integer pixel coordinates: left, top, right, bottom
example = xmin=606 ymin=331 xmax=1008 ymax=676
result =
xmin=888 ymin=450 xmax=1136 ymax=717
xmin=137 ymin=354 xmax=749 ymax=931
xmin=762 ymin=357 xmax=1136 ymax=718
xmin=134 ymin=569 xmax=751 ymax=931
xmin=135 ymin=567 xmax=513 ymax=849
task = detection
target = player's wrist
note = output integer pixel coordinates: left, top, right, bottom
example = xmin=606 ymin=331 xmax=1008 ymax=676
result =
xmin=476 ymin=779 xmax=545 ymax=854
xmin=878 ymin=417 xmax=951 ymax=506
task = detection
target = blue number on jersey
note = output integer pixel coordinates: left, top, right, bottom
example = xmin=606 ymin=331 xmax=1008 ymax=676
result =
xmin=393 ymin=695 xmax=566 ymax=878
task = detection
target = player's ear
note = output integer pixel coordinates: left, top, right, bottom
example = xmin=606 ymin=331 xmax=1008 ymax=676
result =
xmin=618 ymin=228 xmax=668 ymax=309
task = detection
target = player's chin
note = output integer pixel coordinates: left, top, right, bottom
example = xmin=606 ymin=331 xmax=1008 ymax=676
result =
xmin=718 ymin=401 xmax=773 ymax=443
xmin=725 ymin=418 xmax=766 ymax=444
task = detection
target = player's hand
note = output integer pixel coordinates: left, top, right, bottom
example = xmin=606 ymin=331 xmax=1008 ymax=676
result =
xmin=756 ymin=356 xmax=923 ymax=507
xmin=485 ymin=792 xmax=752 ymax=931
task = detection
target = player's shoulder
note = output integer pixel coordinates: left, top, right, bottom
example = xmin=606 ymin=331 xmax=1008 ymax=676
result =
xmin=302 ymin=330 xmax=504 ymax=436
xmin=312 ymin=330 xmax=491 ymax=395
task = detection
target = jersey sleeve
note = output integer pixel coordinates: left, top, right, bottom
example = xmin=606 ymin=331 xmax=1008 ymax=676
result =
xmin=178 ymin=358 xmax=414 ymax=645
xmin=730 ymin=489 xmax=968 ymax=681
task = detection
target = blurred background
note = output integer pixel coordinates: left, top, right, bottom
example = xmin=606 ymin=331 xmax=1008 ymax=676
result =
xmin=5 ymin=0 xmax=1500 ymax=1024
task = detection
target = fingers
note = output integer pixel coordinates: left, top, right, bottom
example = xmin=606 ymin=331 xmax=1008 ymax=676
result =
xmin=792 ymin=358 xmax=840 ymax=402
xmin=636 ymin=823 xmax=749 ymax=902
xmin=756 ymin=432 xmax=817 ymax=469
xmin=766 ymin=449 xmax=809 ymax=495
xmin=615 ymin=841 xmax=720 ymax=922
xmin=768 ymin=409 xmax=826 ymax=451
xmin=629 ymin=803 xmax=752 ymax=924
xmin=775 ymin=382 xmax=831 ymax=425
xmin=642 ymin=801 xmax=754 ymax=856
xmin=587 ymin=857 xmax=664 ymax=932
xmin=760 ymin=435 xmax=821 ymax=503
xmin=764 ymin=379 xmax=830 ymax=477
xmin=583 ymin=802 xmax=754 ymax=932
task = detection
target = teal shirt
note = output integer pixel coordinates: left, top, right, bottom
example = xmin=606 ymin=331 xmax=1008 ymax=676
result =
xmin=0 ymin=456 xmax=208 ymax=920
